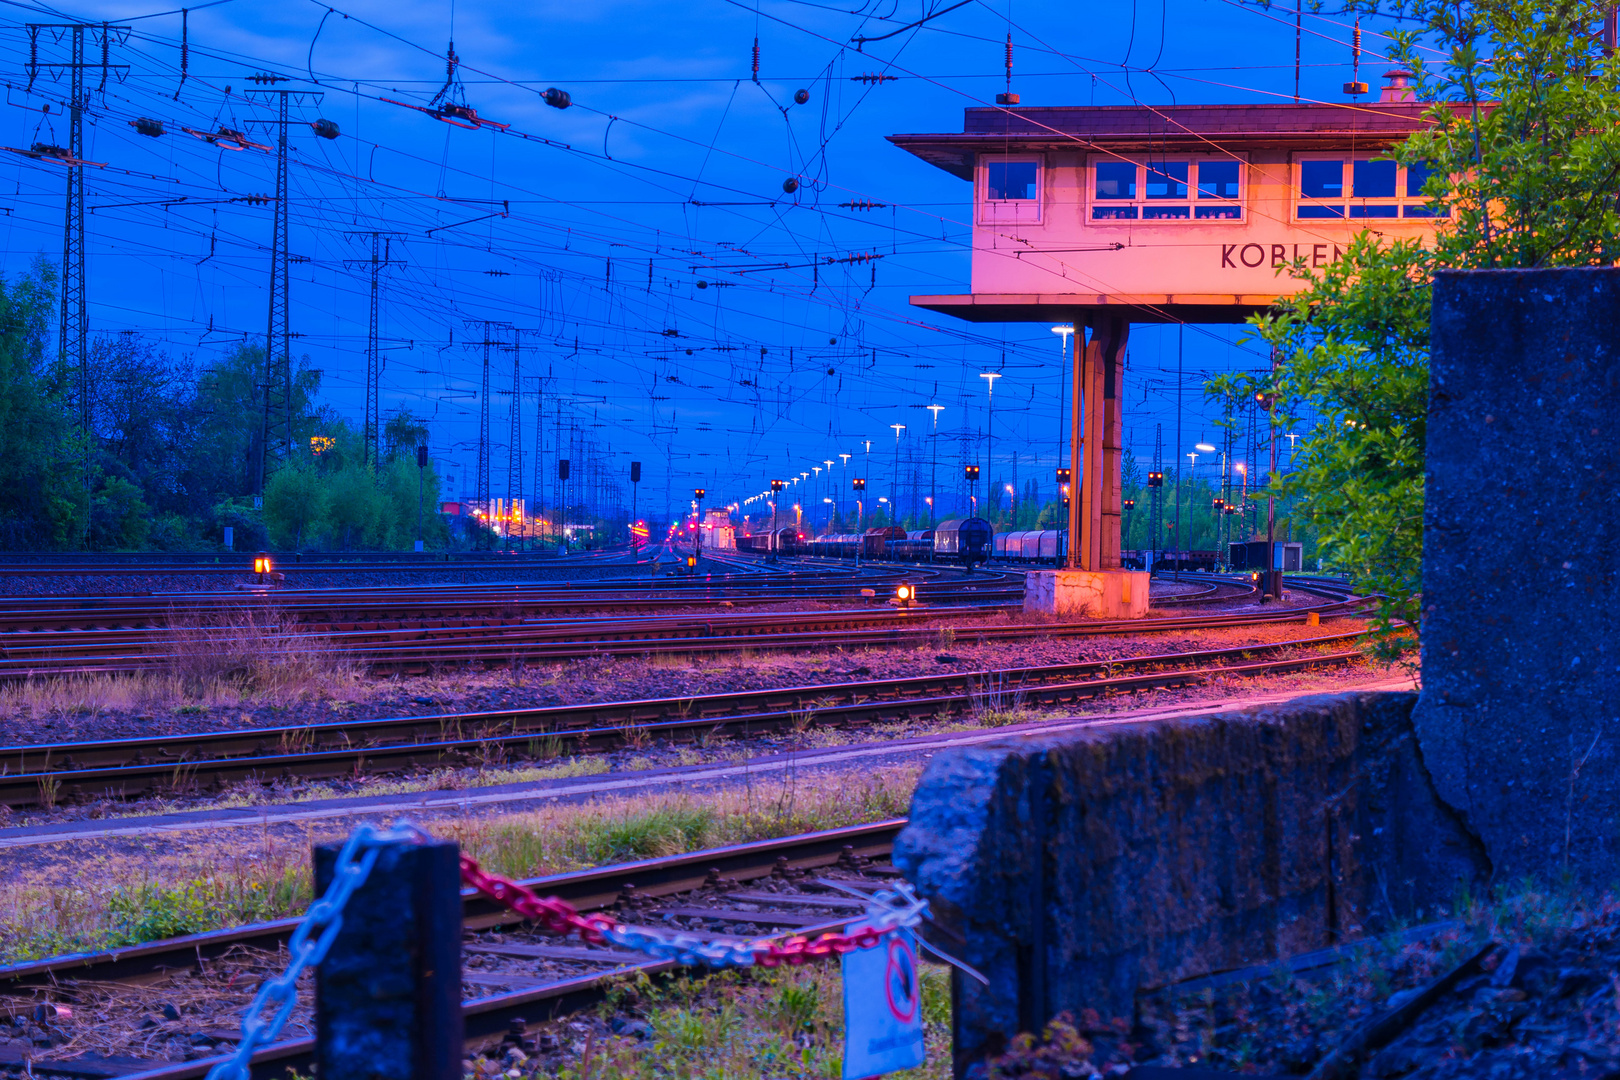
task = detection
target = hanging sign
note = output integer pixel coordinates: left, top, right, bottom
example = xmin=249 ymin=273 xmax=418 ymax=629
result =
xmin=841 ymin=920 xmax=925 ymax=1079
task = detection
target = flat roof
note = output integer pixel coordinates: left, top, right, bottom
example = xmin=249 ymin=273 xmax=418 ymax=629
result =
xmin=889 ymin=101 xmax=1468 ymax=180
xmin=909 ymin=293 xmax=1282 ymax=325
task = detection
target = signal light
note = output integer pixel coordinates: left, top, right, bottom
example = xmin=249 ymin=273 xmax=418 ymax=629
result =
xmin=771 ymin=479 xmax=785 ymax=493
xmin=1056 ymin=467 xmax=1070 ymax=483
xmin=1255 ymin=391 xmax=1276 ymax=409
xmin=1122 ymin=499 xmax=1135 ymax=511
xmin=964 ymin=465 xmax=980 ymax=480
xmin=1147 ymin=471 xmax=1164 ymax=488
xmin=253 ymin=554 xmax=272 ymax=574
xmin=852 ymin=477 xmax=866 ymax=491
xmin=896 ymin=583 xmax=915 ymax=607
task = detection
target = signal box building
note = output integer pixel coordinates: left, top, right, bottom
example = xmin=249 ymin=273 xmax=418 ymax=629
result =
xmin=888 ymin=83 xmax=1452 ymax=615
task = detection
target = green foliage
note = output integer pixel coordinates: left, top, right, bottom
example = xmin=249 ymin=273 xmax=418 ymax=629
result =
xmin=1213 ymin=0 xmax=1620 ymax=653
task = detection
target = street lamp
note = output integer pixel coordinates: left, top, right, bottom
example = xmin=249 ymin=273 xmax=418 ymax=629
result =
xmin=926 ymin=404 xmax=944 ymax=526
xmin=979 ymin=373 xmax=1001 ymax=517
xmin=889 ymin=423 xmax=906 ymax=526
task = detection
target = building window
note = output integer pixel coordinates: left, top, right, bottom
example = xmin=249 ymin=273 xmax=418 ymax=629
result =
xmin=987 ymin=160 xmax=1038 ymax=200
xmin=979 ymin=155 xmax=1043 ymax=224
xmin=1295 ymin=155 xmax=1450 ymax=220
xmin=1089 ymin=156 xmax=1245 ymax=222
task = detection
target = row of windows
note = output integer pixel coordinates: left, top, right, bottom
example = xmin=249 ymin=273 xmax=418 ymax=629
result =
xmin=981 ymin=156 xmax=1448 ymax=223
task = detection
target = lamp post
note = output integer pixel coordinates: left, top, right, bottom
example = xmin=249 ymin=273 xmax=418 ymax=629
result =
xmin=838 ymin=453 xmax=851 ymax=529
xmin=979 ymin=372 xmax=1001 ymax=518
xmin=768 ymin=479 xmax=784 ymax=563
xmin=862 ymin=439 xmax=872 ymax=528
xmin=926 ymin=404 xmax=943 ymax=526
xmin=822 ymin=460 xmax=834 ymax=531
xmin=889 ymin=424 xmax=905 ymax=526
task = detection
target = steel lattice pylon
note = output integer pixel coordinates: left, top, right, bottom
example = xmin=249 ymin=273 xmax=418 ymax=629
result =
xmin=60 ymin=25 xmax=86 ymax=435
xmin=506 ymin=334 xmax=523 ymax=548
xmin=247 ymin=83 xmax=322 ymax=494
xmin=261 ymin=89 xmax=291 ymax=487
xmin=365 ymin=232 xmax=381 ymax=466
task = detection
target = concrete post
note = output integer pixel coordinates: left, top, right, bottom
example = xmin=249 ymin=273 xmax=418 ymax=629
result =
xmin=315 ymin=836 xmax=463 ymax=1080
xmin=1413 ymin=267 xmax=1620 ymax=883
xmin=1029 ymin=314 xmax=1146 ymax=617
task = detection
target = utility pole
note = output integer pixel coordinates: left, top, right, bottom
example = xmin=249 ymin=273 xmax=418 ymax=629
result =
xmin=29 ymin=22 xmax=130 ymax=538
xmin=246 ymin=77 xmax=326 ymax=495
xmin=345 ymin=231 xmax=403 ymax=467
xmin=507 ymin=334 xmax=522 ymax=550
xmin=463 ymin=320 xmax=511 ymax=525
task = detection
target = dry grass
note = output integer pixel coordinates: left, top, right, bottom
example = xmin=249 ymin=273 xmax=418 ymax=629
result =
xmin=0 ymin=766 xmax=920 ymax=964
xmin=0 ymin=604 xmax=357 ymax=720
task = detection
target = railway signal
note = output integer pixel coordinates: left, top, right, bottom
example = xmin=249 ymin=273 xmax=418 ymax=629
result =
xmin=768 ymin=480 xmax=785 ymax=563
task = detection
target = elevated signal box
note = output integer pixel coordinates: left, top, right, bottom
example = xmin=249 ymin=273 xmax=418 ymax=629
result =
xmin=889 ymin=85 xmax=1455 ymax=323
xmin=888 ymin=86 xmax=1454 ymax=614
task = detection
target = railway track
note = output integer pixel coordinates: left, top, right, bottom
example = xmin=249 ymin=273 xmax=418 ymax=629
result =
xmin=0 ymin=821 xmax=907 ymax=1080
xmin=0 ymin=621 xmax=1368 ymax=809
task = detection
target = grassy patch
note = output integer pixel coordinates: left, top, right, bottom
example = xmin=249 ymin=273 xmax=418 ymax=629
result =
xmin=0 ymin=767 xmax=919 ymax=965
xmin=478 ymin=962 xmax=952 ymax=1080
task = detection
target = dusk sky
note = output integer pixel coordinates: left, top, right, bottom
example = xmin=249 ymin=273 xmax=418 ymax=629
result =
xmin=0 ymin=0 xmax=1418 ymax=518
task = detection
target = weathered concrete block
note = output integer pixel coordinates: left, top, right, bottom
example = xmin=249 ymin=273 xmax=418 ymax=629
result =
xmin=1416 ymin=268 xmax=1620 ymax=882
xmin=1023 ymin=569 xmax=1150 ymax=618
xmin=894 ymin=691 xmax=1485 ymax=1076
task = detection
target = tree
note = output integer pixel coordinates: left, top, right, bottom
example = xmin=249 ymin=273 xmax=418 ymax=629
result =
xmin=1214 ymin=0 xmax=1620 ymax=653
xmin=263 ymin=459 xmax=327 ymax=550
xmin=0 ymin=260 xmax=81 ymax=549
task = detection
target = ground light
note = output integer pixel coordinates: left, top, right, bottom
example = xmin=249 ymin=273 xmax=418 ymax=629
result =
xmin=896 ymin=583 xmax=916 ymax=608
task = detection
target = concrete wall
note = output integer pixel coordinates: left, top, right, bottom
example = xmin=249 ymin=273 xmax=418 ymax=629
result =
xmin=894 ymin=691 xmax=1487 ymax=1075
xmin=1414 ymin=268 xmax=1620 ymax=882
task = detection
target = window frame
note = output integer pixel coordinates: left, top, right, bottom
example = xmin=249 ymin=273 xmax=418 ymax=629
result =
xmin=1084 ymin=153 xmax=1248 ymax=225
xmin=977 ymin=154 xmax=1044 ymax=225
xmin=1292 ymin=153 xmax=1450 ymax=222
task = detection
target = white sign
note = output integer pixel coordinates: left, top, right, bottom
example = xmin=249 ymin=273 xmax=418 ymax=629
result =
xmin=841 ymin=921 xmax=925 ymax=1079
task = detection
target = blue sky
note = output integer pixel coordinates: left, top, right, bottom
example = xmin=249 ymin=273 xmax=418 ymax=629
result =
xmin=0 ymin=0 xmax=1411 ymax=520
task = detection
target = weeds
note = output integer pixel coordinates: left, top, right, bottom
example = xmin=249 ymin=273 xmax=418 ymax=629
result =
xmin=0 ymin=767 xmax=920 ymax=964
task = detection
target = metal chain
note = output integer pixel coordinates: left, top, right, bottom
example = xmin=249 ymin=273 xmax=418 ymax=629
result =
xmin=206 ymin=822 xmax=426 ymax=1080
xmin=459 ymin=854 xmax=927 ymax=969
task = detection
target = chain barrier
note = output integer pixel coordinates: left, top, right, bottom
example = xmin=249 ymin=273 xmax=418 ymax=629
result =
xmin=206 ymin=824 xmax=923 ymax=1079
xmin=204 ymin=822 xmax=427 ymax=1080
xmin=458 ymin=854 xmax=928 ymax=969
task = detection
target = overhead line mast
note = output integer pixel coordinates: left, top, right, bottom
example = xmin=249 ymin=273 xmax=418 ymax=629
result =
xmin=245 ymin=75 xmax=325 ymax=494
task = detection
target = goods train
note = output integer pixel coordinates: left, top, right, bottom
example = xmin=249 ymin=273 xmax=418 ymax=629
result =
xmin=993 ymin=530 xmax=1219 ymax=572
xmin=739 ymin=519 xmax=995 ymax=567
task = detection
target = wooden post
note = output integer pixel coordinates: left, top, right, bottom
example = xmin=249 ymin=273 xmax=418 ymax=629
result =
xmin=315 ymin=836 xmax=463 ymax=1080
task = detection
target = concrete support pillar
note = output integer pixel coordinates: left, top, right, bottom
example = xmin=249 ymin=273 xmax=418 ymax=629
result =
xmin=1037 ymin=315 xmax=1139 ymax=617
xmin=1076 ymin=316 xmax=1128 ymax=572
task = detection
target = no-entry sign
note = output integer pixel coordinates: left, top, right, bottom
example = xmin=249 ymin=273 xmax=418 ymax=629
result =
xmin=841 ymin=920 xmax=925 ymax=1078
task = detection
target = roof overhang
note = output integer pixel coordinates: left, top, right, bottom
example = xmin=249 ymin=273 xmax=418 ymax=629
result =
xmin=910 ymin=293 xmax=1284 ymax=325
xmin=888 ymin=102 xmax=1474 ymax=180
